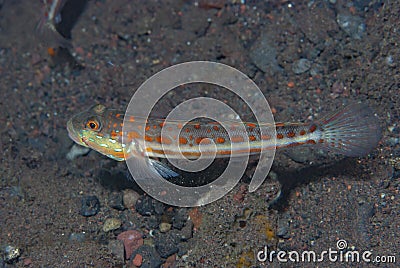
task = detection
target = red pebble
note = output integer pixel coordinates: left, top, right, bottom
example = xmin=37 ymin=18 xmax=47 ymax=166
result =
xmin=117 ymin=230 xmax=143 ymax=259
xmin=23 ymin=258 xmax=33 ymax=266
xmin=132 ymin=254 xmax=143 ymax=267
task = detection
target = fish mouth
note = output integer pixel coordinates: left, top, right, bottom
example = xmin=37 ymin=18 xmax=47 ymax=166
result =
xmin=67 ymin=119 xmax=87 ymax=147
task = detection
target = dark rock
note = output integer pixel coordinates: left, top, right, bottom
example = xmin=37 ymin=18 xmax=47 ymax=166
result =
xmin=172 ymin=209 xmax=188 ymax=230
xmin=135 ymin=195 xmax=165 ymax=216
xmin=153 ymin=201 xmax=165 ymax=215
xmin=131 ymin=245 xmax=163 ymax=268
xmin=108 ymin=191 xmax=125 ymax=211
xmin=180 ymin=220 xmax=193 ymax=241
xmin=154 ymin=230 xmax=180 ymax=258
xmin=336 ymin=13 xmax=365 ymax=40
xmin=249 ymin=31 xmax=281 ymax=73
xmin=178 ymin=242 xmax=190 ymax=257
xmin=79 ymin=195 xmax=100 ymax=217
xmin=277 ymin=214 xmax=291 ymax=239
xmin=108 ymin=239 xmax=125 ymax=263
xmin=146 ymin=215 xmax=161 ymax=230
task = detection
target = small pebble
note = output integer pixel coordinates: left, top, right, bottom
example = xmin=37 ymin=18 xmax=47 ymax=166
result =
xmin=131 ymin=245 xmax=163 ymax=267
xmin=108 ymin=240 xmax=125 ymax=262
xmin=292 ymin=58 xmax=312 ymax=74
xmin=159 ymin=222 xmax=172 ymax=233
xmin=172 ymin=209 xmax=188 ymax=230
xmin=132 ymin=253 xmax=143 ymax=267
xmin=80 ymin=195 xmax=100 ymax=217
xmin=180 ymin=220 xmax=193 ymax=241
xmin=68 ymin=232 xmax=86 ymax=242
xmin=4 ymin=245 xmax=21 ymax=263
xmin=249 ymin=31 xmax=281 ymax=73
xmin=135 ymin=195 xmax=165 ymax=216
xmin=385 ymin=55 xmax=396 ymax=67
xmin=23 ymin=257 xmax=33 ymax=266
xmin=108 ymin=191 xmax=125 ymax=211
xmin=117 ymin=230 xmax=143 ymax=259
xmin=336 ymin=13 xmax=365 ymax=39
xmin=154 ymin=230 xmax=180 ymax=258
xmin=103 ymin=218 xmax=122 ymax=232
xmin=123 ymin=189 xmax=141 ymax=209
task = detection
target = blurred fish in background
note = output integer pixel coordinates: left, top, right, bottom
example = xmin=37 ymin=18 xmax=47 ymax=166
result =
xmin=36 ymin=0 xmax=88 ymax=68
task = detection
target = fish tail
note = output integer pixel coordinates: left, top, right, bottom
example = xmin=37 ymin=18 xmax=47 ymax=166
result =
xmin=36 ymin=20 xmax=72 ymax=49
xmin=317 ymin=103 xmax=381 ymax=157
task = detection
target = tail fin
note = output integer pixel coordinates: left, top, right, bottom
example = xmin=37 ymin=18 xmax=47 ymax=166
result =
xmin=317 ymin=103 xmax=381 ymax=157
xmin=36 ymin=20 xmax=72 ymax=49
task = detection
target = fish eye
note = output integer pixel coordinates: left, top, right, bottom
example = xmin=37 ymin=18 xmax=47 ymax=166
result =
xmin=86 ymin=118 xmax=101 ymax=131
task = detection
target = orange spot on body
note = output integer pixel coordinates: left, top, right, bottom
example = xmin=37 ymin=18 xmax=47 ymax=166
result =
xmin=249 ymin=135 xmax=257 ymax=141
xmin=309 ymin=124 xmax=317 ymax=133
xmin=287 ymin=131 xmax=296 ymax=138
xmin=156 ymin=136 xmax=172 ymax=145
xmin=247 ymin=123 xmax=256 ymax=128
xmin=299 ymin=130 xmax=306 ymax=136
xmin=306 ymin=139 xmax=316 ymax=144
xmin=216 ymin=137 xmax=225 ymax=143
xmin=47 ymin=47 xmax=56 ymax=57
xmin=127 ymin=131 xmax=140 ymax=139
xmin=179 ymin=137 xmax=188 ymax=144
xmin=194 ymin=123 xmax=201 ymax=130
xmin=116 ymin=113 xmax=123 ymax=119
xmin=213 ymin=125 xmax=219 ymax=131
xmin=145 ymin=135 xmax=153 ymax=142
xmin=111 ymin=130 xmax=118 ymax=139
xmin=277 ymin=133 xmax=284 ymax=139
xmin=159 ymin=121 xmax=166 ymax=128
xmin=145 ymin=126 xmax=150 ymax=131
xmin=113 ymin=123 xmax=118 ymax=128
xmin=275 ymin=122 xmax=285 ymax=127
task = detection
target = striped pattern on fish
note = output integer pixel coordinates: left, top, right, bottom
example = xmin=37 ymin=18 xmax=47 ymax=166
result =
xmin=67 ymin=103 xmax=381 ymax=162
